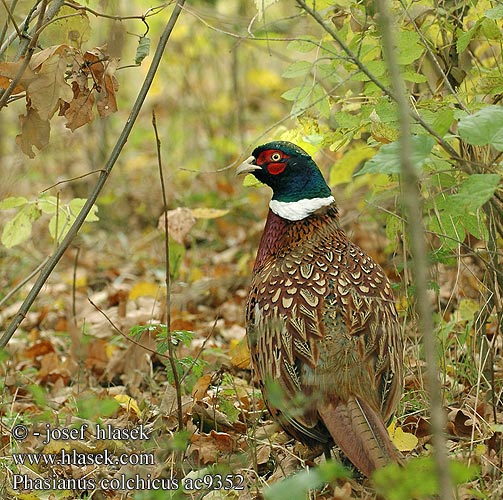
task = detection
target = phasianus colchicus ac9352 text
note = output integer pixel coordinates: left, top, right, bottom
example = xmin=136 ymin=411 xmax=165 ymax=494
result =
xmin=237 ymin=141 xmax=404 ymax=477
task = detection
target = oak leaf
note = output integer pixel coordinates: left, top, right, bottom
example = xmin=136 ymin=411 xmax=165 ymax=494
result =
xmin=64 ymin=82 xmax=95 ymax=131
xmin=0 ymin=59 xmax=37 ymax=94
xmin=29 ymin=46 xmax=74 ymax=120
xmin=16 ymin=107 xmax=51 ymax=158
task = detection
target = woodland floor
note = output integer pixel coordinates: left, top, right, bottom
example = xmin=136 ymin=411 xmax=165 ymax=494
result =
xmin=1 ymin=183 xmax=502 ymax=500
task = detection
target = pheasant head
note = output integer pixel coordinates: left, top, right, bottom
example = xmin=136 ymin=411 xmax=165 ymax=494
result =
xmin=237 ymin=141 xmax=335 ymax=221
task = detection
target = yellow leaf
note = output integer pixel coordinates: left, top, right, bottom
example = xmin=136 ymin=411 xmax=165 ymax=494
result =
xmin=129 ymin=281 xmax=161 ymax=300
xmin=105 ymin=343 xmax=119 ymax=359
xmin=329 ymin=146 xmax=375 ymax=186
xmin=388 ymin=420 xmax=418 ymax=452
xmin=242 ymin=174 xmax=263 ymax=187
xmin=229 ymin=338 xmax=250 ymax=369
xmin=114 ymin=394 xmax=141 ymax=418
xmin=190 ymin=208 xmax=230 ymax=219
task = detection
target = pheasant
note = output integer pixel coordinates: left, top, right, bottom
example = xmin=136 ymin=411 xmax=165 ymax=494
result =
xmin=237 ymin=141 xmax=403 ymax=477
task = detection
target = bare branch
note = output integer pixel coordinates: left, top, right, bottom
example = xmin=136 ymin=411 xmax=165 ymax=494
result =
xmin=375 ymin=0 xmax=454 ymax=496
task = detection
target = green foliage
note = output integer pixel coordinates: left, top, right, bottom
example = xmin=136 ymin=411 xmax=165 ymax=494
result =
xmin=76 ymin=394 xmax=120 ymax=420
xmin=372 ymin=456 xmax=479 ymax=500
xmin=129 ymin=325 xmax=207 ymax=393
xmin=0 ymin=195 xmax=99 ymax=248
xmin=135 ymin=35 xmax=151 ymax=65
xmin=458 ymin=106 xmax=503 ymax=149
xmin=276 ymin=0 xmax=503 ymax=271
xmin=264 ymin=460 xmax=351 ymax=500
xmin=356 ymin=135 xmax=435 ymax=176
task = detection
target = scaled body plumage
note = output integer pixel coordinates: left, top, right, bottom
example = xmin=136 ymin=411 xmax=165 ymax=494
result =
xmin=238 ymin=141 xmax=404 ymax=476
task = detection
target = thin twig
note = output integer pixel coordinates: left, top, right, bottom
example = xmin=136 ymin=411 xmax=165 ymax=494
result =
xmin=0 ymin=0 xmax=187 ymax=348
xmin=375 ymin=0 xmax=453 ymax=497
xmin=151 ymin=109 xmax=184 ymax=434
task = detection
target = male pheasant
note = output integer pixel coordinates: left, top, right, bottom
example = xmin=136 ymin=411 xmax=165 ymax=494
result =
xmin=238 ymin=141 xmax=403 ymax=477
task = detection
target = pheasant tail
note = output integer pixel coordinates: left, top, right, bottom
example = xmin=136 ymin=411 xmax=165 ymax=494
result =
xmin=318 ymin=396 xmax=402 ymax=477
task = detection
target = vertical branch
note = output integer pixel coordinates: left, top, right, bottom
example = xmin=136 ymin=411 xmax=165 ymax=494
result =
xmin=375 ymin=0 xmax=453 ymax=498
xmin=151 ymin=110 xmax=184 ymax=434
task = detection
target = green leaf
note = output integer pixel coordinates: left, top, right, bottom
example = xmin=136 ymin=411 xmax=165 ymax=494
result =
xmin=135 ymin=35 xmax=150 ymax=65
xmin=77 ymin=395 xmax=120 ymax=420
xmin=281 ymin=85 xmax=311 ymax=102
xmin=457 ymin=20 xmax=482 ymax=53
xmin=1 ymin=204 xmax=40 ymax=248
xmin=429 ymin=212 xmax=464 ymax=251
xmin=458 ymin=106 xmax=503 ymax=150
xmin=431 ymin=107 xmax=455 ymax=137
xmin=485 ymin=5 xmax=503 ymax=19
xmin=330 ymin=146 xmax=375 ymax=185
xmin=454 ymin=173 xmax=501 ymax=212
xmin=402 ymin=71 xmax=427 ymax=83
xmin=282 ymin=61 xmax=312 ymax=79
xmin=264 ymin=461 xmax=350 ymax=500
xmin=218 ymin=397 xmax=240 ymax=423
xmin=0 ymin=196 xmax=28 ymax=210
xmin=397 ymin=31 xmax=424 ymax=65
xmin=287 ymin=36 xmax=319 ymax=53
xmin=373 ymin=456 xmax=478 ymax=500
xmin=356 ymin=135 xmax=434 ymax=176
xmin=36 ymin=195 xmax=58 ymax=214
xmin=481 ymin=18 xmax=500 ymax=39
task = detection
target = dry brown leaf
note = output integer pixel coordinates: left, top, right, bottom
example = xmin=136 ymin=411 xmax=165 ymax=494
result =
xmin=83 ymin=47 xmax=106 ymax=87
xmin=0 ymin=59 xmax=37 ymax=93
xmin=38 ymin=351 xmax=72 ymax=385
xmin=192 ymin=374 xmax=212 ymax=401
xmin=29 ymin=47 xmax=74 ymax=120
xmin=332 ymin=481 xmax=354 ymax=500
xmin=158 ymin=207 xmax=196 ymax=244
xmin=96 ymin=58 xmax=119 ymax=117
xmin=84 ymin=339 xmax=109 ymax=375
xmin=401 ymin=415 xmax=431 ymax=439
xmin=447 ymin=408 xmax=477 ymax=438
xmin=64 ymin=83 xmax=95 ymax=131
xmin=16 ymin=107 xmax=50 ymax=158
xmin=22 ymin=339 xmax=55 ymax=359
xmin=189 ymin=430 xmax=236 ymax=464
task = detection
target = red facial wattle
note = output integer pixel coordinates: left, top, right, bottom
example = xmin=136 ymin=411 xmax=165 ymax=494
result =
xmin=267 ymin=162 xmax=287 ymax=175
xmin=255 ymin=149 xmax=290 ymax=176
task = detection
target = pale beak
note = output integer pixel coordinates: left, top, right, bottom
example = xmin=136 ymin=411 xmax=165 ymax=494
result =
xmin=236 ymin=155 xmax=261 ymax=175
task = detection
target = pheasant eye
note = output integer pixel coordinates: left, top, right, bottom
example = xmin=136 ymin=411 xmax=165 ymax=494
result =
xmin=270 ymin=152 xmax=282 ymax=162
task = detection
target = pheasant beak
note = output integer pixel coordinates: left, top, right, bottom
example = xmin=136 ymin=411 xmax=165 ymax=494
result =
xmin=236 ymin=155 xmax=261 ymax=175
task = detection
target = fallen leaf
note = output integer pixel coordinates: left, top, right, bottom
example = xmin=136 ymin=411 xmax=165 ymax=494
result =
xmin=129 ymin=281 xmax=160 ymax=300
xmin=229 ymin=338 xmax=250 ymax=369
xmin=192 ymin=374 xmax=212 ymax=401
xmin=388 ymin=420 xmax=419 ymax=452
xmin=114 ymin=394 xmax=142 ymax=418
xmin=158 ymin=207 xmax=196 ymax=244
xmin=23 ymin=340 xmax=55 ymax=359
xmin=189 ymin=430 xmax=236 ymax=464
xmin=190 ymin=208 xmax=230 ymax=219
